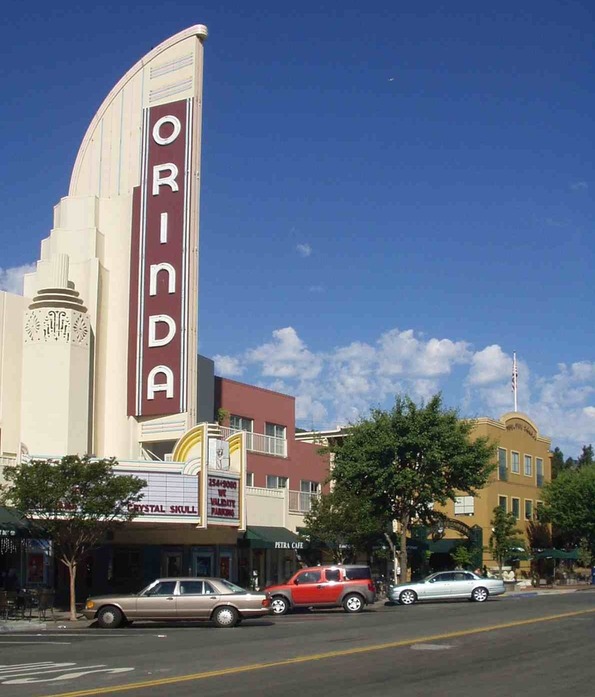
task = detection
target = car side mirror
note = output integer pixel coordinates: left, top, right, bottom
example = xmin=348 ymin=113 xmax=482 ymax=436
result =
xmin=294 ymin=579 xmax=299 ymax=585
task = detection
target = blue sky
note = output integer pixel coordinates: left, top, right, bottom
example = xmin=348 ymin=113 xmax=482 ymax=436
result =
xmin=1 ymin=1 xmax=593 ymax=456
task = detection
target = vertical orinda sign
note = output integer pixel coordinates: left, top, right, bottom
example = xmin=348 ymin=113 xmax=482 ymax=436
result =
xmin=128 ymin=99 xmax=193 ymax=417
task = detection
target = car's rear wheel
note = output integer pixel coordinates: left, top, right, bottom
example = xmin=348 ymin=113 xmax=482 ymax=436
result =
xmin=471 ymin=587 xmax=489 ymax=603
xmin=399 ymin=589 xmax=417 ymax=606
xmin=212 ymin=605 xmax=239 ymax=628
xmin=97 ymin=605 xmax=124 ymax=629
xmin=270 ymin=596 xmax=290 ymax=615
xmin=343 ymin=593 xmax=364 ymax=613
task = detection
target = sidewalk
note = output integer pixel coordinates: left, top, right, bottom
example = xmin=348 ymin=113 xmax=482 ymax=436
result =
xmin=503 ymin=582 xmax=594 ymax=599
xmin=0 ymin=610 xmax=91 ymax=633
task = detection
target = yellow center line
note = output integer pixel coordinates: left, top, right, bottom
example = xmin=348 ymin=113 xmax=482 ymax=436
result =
xmin=43 ymin=608 xmax=595 ymax=697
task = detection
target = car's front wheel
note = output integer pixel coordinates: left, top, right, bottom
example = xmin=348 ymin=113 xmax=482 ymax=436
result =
xmin=97 ymin=605 xmax=124 ymax=629
xmin=212 ymin=605 xmax=239 ymax=628
xmin=471 ymin=587 xmax=489 ymax=603
xmin=343 ymin=593 xmax=364 ymax=613
xmin=270 ymin=596 xmax=290 ymax=615
xmin=399 ymin=589 xmax=417 ymax=606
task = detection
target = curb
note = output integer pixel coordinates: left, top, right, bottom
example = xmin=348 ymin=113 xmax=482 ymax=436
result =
xmin=0 ymin=619 xmax=90 ymax=633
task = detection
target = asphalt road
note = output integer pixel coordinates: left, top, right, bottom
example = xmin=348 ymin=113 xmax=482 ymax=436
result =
xmin=0 ymin=592 xmax=593 ymax=697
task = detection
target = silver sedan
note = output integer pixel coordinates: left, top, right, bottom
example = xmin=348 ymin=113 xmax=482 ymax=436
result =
xmin=389 ymin=570 xmax=505 ymax=605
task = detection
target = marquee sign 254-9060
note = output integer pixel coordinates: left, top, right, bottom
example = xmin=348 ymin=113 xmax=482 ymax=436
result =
xmin=127 ymin=98 xmax=194 ymax=417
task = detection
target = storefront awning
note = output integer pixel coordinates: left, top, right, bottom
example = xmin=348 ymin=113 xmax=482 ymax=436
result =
xmin=0 ymin=507 xmax=35 ymax=538
xmin=533 ymin=548 xmax=579 ymax=560
xmin=241 ymin=526 xmax=305 ymax=550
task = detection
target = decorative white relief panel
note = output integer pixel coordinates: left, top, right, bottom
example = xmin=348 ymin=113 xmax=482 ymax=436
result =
xmin=24 ymin=309 xmax=90 ymax=347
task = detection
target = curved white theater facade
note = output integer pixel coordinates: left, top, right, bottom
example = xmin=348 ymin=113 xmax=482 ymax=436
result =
xmin=0 ymin=26 xmax=242 ymax=594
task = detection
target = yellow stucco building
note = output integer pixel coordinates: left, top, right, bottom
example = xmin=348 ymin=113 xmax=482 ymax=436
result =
xmin=435 ymin=412 xmax=551 ymax=573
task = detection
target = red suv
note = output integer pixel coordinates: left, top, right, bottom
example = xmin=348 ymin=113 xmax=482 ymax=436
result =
xmin=265 ymin=565 xmax=376 ymax=615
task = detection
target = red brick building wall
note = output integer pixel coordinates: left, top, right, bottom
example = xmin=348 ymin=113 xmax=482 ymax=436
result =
xmin=215 ymin=377 xmax=329 ymax=491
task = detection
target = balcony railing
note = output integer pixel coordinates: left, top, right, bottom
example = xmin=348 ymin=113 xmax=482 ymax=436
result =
xmin=288 ymin=490 xmax=319 ymax=513
xmin=220 ymin=426 xmax=287 ymax=458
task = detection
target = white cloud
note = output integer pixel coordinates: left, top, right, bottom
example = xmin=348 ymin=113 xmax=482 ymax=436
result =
xmin=246 ymin=327 xmax=322 ymax=380
xmin=378 ymin=329 xmax=471 ymax=377
xmin=467 ymin=345 xmax=511 ymax=386
xmin=296 ymin=243 xmax=312 ymax=258
xmin=0 ymin=263 xmax=36 ymax=295
xmin=213 ymin=355 xmax=244 ymax=377
xmin=570 ymin=181 xmax=588 ymax=191
xmin=216 ymin=327 xmax=595 ymax=456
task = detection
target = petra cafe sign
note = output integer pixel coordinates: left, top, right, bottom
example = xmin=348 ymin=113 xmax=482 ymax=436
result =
xmin=128 ymin=99 xmax=194 ymax=417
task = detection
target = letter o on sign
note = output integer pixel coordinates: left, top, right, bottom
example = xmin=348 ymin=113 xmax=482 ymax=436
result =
xmin=153 ymin=115 xmax=182 ymax=145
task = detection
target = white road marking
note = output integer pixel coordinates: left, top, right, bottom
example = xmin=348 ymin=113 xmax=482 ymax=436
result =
xmin=411 ymin=643 xmax=453 ymax=651
xmin=0 ymin=641 xmax=71 ymax=645
xmin=4 ymin=667 xmax=134 ymax=685
xmin=0 ymin=661 xmax=134 ymax=684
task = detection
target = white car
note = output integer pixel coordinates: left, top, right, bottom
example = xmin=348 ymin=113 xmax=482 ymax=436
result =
xmin=389 ymin=570 xmax=505 ymax=605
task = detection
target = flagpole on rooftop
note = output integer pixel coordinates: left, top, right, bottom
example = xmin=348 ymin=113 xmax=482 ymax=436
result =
xmin=512 ymin=352 xmax=518 ymax=412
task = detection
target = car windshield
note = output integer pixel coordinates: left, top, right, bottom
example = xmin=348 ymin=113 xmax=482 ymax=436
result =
xmin=138 ymin=581 xmax=158 ymax=596
xmin=217 ymin=579 xmax=249 ymax=594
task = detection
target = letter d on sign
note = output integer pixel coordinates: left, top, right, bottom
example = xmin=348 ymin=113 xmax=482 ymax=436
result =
xmin=148 ymin=315 xmax=176 ymax=347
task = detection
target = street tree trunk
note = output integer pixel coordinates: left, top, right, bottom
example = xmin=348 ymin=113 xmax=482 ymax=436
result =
xmin=64 ymin=559 xmax=77 ymax=621
xmin=383 ymin=532 xmax=398 ymax=584
xmin=399 ymin=513 xmax=409 ymax=583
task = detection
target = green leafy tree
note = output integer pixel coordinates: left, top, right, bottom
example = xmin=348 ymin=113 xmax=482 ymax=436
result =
xmin=451 ymin=544 xmax=474 ymax=570
xmin=551 ymin=447 xmax=567 ymax=479
xmin=1 ymin=456 xmax=146 ymax=620
xmin=329 ymin=394 xmax=495 ymax=582
xmin=301 ymin=487 xmax=382 ymax=564
xmin=539 ymin=464 xmax=595 ymax=563
xmin=577 ymin=445 xmax=594 ymax=469
xmin=526 ymin=518 xmax=553 ymax=583
xmin=489 ymin=506 xmax=525 ymax=575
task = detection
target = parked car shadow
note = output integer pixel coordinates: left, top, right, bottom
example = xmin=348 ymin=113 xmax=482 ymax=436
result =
xmin=87 ymin=618 xmax=275 ymax=629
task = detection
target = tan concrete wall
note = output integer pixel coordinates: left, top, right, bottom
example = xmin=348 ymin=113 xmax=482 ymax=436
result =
xmin=0 ymin=292 xmax=28 ymax=457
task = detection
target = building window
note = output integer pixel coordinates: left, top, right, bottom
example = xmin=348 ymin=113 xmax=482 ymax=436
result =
xmin=536 ymin=458 xmax=544 ymax=487
xmin=524 ymin=455 xmax=532 ymax=477
xmin=265 ymin=423 xmax=286 ymax=456
xmin=511 ymin=451 xmax=520 ymax=474
xmin=498 ymin=496 xmax=507 ymax=511
xmin=298 ymin=481 xmax=320 ymax=512
xmin=511 ymin=498 xmax=520 ymax=519
xmin=230 ymin=415 xmax=254 ymax=450
xmin=498 ymin=448 xmax=507 ymax=481
xmin=246 ymin=472 xmax=254 ymax=487
xmin=454 ymin=496 xmax=474 ymax=516
xmin=266 ymin=475 xmax=288 ymax=489
xmin=230 ymin=414 xmax=253 ymax=431
xmin=525 ymin=500 xmax=533 ymax=520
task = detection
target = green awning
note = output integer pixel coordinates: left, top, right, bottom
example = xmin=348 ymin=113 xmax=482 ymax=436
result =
xmin=428 ymin=538 xmax=466 ymax=554
xmin=533 ymin=548 xmax=579 ymax=560
xmin=0 ymin=507 xmax=34 ymax=537
xmin=241 ymin=526 xmax=305 ymax=550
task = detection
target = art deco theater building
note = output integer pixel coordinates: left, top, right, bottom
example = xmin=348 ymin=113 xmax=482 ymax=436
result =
xmin=0 ymin=26 xmax=327 ymax=597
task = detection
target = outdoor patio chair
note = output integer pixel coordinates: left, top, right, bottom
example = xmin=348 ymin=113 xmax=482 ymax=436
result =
xmin=36 ymin=589 xmax=55 ymax=621
xmin=4 ymin=591 xmax=18 ymax=619
xmin=0 ymin=591 xmax=10 ymax=619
